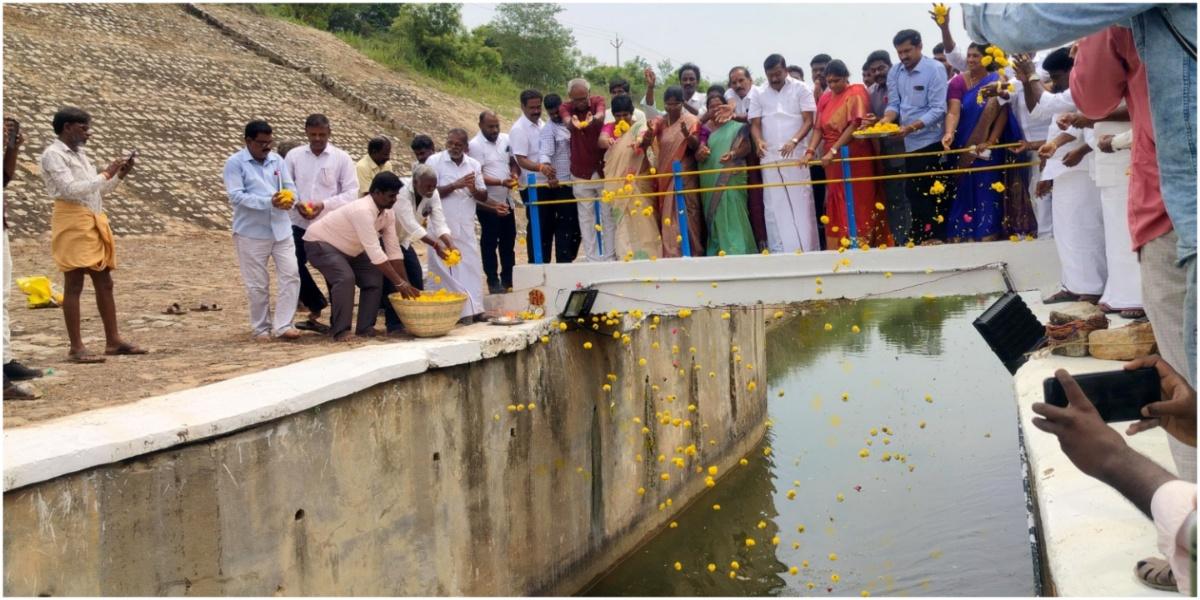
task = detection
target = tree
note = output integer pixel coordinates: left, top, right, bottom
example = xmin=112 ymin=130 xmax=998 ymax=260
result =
xmin=487 ymin=3 xmax=577 ymax=90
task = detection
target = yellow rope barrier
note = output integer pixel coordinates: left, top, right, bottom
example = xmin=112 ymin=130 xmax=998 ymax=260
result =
xmin=525 ymin=142 xmax=1027 ymax=189
xmin=524 ymin=160 xmax=1037 ymax=206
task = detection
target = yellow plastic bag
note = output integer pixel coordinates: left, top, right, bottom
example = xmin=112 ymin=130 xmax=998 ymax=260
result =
xmin=16 ymin=276 xmax=64 ymax=308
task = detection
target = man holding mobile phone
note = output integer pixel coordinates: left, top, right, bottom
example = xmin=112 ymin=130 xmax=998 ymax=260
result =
xmin=3 ymin=117 xmax=44 ymax=400
xmin=1033 ymin=358 xmax=1196 ymax=594
xmin=39 ymin=106 xmax=146 ymax=364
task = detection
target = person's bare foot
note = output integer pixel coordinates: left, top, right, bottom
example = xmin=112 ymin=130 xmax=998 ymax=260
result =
xmin=333 ymin=331 xmax=355 ymax=342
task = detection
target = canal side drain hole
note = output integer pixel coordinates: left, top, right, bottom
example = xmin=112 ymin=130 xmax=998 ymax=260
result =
xmin=510 ymin=428 xmax=516 ymax=437
xmin=432 ymin=452 xmax=440 ymax=461
xmin=294 ymin=509 xmax=305 ymax=521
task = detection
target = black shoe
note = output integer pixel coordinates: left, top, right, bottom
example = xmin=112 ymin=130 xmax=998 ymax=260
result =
xmin=4 ymin=360 xmax=43 ymax=381
xmin=488 ymin=283 xmax=506 ymax=295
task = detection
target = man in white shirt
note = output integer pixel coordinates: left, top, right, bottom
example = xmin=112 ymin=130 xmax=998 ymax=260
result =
xmin=1038 ymin=117 xmax=1105 ymax=303
xmin=381 ymin=164 xmax=457 ymax=335
xmin=284 ymin=114 xmax=359 ymax=333
xmin=1081 ymin=110 xmax=1144 ymax=318
xmin=509 ymin=89 xmax=552 ymax=263
xmin=749 ymin=54 xmax=820 ymax=253
xmin=427 ymin=129 xmax=489 ymax=322
xmin=642 ymin=64 xmax=707 ymax=120
xmin=468 ymin=111 xmax=518 ymax=294
xmin=40 ymin=106 xmax=145 ymax=362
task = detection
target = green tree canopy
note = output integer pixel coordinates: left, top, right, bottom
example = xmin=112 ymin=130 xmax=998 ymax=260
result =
xmin=483 ymin=3 xmax=578 ymax=91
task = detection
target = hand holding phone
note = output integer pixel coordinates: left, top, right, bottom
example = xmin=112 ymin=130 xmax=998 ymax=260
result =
xmin=1042 ymin=367 xmax=1160 ymax=422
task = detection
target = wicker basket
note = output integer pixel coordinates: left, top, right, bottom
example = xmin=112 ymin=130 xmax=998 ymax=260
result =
xmin=388 ymin=292 xmax=467 ymax=338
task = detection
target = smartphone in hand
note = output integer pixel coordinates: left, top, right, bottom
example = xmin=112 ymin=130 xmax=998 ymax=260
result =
xmin=1042 ymin=367 xmax=1160 ymax=422
xmin=5 ymin=118 xmax=19 ymax=148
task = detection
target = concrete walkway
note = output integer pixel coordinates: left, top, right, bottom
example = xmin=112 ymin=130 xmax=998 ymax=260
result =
xmin=1016 ymin=293 xmax=1181 ymax=597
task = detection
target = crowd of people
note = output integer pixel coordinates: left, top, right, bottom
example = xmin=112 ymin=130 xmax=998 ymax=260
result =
xmin=0 ymin=5 xmax=1195 ymax=592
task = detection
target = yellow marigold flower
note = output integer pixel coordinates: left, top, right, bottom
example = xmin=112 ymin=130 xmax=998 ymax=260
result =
xmin=851 ymin=325 xmax=861 ymax=333
xmin=991 ymin=181 xmax=1006 ymax=193
xmin=829 ymin=553 xmax=838 ymax=561
xmin=594 ymin=224 xmax=603 ymax=232
xmin=583 ymin=341 xmax=592 ymax=349
xmin=707 ymin=563 xmax=717 ymax=573
xmin=929 ymin=180 xmax=946 ymax=195
xmin=820 ymin=215 xmax=831 ymax=225
xmin=981 ymin=55 xmax=993 ymax=66
xmin=859 ymin=448 xmax=870 ymax=458
xmin=739 ymin=458 xmax=749 ymax=466
xmin=745 ymin=538 xmax=756 ymax=547
xmin=874 ymin=202 xmax=886 ymax=211
xmin=718 ymin=249 xmax=727 ymax=256
xmin=824 ymin=322 xmax=833 ymax=331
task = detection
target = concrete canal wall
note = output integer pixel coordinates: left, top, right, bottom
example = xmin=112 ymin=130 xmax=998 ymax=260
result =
xmin=3 ymin=306 xmax=767 ymax=596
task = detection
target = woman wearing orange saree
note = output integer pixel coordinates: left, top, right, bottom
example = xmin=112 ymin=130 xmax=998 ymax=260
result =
xmin=805 ymin=60 xmax=893 ymax=249
xmin=649 ymin=85 xmax=706 ymax=257
xmin=599 ymin=95 xmax=660 ymax=261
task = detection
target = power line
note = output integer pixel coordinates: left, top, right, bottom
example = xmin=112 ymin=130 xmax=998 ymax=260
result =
xmin=609 ymin=33 xmax=623 ymax=66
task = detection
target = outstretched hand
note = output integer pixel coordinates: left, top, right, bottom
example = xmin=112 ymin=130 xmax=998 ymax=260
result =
xmin=1031 ymin=369 xmax=1131 ymax=480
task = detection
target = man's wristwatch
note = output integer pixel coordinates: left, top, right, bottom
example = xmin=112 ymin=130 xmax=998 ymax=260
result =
xmin=790 ymin=137 xmax=800 ymax=145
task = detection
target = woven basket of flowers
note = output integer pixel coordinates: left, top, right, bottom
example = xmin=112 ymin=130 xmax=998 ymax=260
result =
xmin=388 ymin=289 xmax=467 ymax=337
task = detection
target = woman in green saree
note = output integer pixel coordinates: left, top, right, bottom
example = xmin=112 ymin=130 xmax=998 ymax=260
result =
xmin=698 ymin=92 xmax=758 ymax=255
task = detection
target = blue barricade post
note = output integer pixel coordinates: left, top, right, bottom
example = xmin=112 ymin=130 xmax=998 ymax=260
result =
xmin=594 ymin=199 xmax=604 ymax=257
xmin=673 ymin=160 xmax=692 ymax=257
xmin=527 ymin=174 xmax=543 ymax=264
xmin=839 ymin=146 xmax=859 ymax=249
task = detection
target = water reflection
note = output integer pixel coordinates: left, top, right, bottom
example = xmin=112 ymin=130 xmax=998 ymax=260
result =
xmin=587 ymin=295 xmax=1034 ymax=597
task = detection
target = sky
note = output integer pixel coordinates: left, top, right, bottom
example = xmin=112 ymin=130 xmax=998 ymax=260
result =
xmin=460 ymin=1 xmax=974 ymax=85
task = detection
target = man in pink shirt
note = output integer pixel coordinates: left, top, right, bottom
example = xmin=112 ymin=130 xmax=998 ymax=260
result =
xmin=1068 ymin=26 xmax=1195 ymax=591
xmin=302 ymin=172 xmax=419 ymax=341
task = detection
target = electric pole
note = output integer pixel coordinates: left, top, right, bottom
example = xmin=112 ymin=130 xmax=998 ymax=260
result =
xmin=610 ymin=34 xmax=623 ymax=66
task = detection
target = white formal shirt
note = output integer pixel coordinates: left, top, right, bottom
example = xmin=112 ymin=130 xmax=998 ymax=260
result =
xmin=284 ymin=143 xmax=359 ymax=229
xmin=40 ymin=139 xmax=122 ymax=214
xmin=427 ymin=151 xmax=486 ymax=208
xmin=945 ymin=45 xmax=968 ymax=74
xmin=1041 ymin=119 xmax=1091 ymax=180
xmin=748 ymin=77 xmax=817 ymax=154
xmin=1029 ymin=89 xmax=1077 ymax=123
xmin=508 ymin=115 xmax=544 ymax=186
xmin=467 ymin=132 xmax=513 ymax=205
xmin=1088 ymin=119 xmax=1132 ymax=188
xmin=724 ymin=86 xmax=759 ymax=118
xmin=997 ymin=79 xmax=1054 ymax=144
xmin=393 ymin=177 xmax=450 ymax=249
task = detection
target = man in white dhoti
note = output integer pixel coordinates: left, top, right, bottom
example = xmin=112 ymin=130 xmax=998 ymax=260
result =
xmin=1080 ymin=112 xmax=1144 ymax=318
xmin=426 ymin=129 xmax=488 ymax=322
xmin=1038 ymin=118 xmax=1106 ymax=303
xmin=748 ymin=54 xmax=819 ymax=253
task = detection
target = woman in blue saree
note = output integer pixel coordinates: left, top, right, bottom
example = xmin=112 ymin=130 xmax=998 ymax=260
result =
xmin=942 ymin=43 xmax=1033 ymax=242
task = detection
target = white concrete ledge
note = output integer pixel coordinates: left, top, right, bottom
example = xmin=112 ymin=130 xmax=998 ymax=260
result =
xmin=509 ymin=239 xmax=1060 ymax=315
xmin=1016 ymin=294 xmax=1178 ymax=597
xmin=3 ymin=320 xmax=551 ymax=492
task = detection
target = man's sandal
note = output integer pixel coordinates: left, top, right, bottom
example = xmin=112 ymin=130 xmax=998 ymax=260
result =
xmin=105 ymin=343 xmax=148 ymax=356
xmin=161 ymin=302 xmax=186 ymax=315
xmin=1135 ymin=557 xmax=1176 ymax=592
xmin=68 ymin=350 xmax=106 ymax=364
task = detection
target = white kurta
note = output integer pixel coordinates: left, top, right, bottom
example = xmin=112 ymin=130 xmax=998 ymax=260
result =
xmin=1089 ymin=122 xmax=1143 ymax=309
xmin=1045 ymin=120 xmax=1105 ymax=296
xmin=425 ymin=151 xmax=487 ymax=318
xmin=749 ymin=78 xmax=819 ymax=252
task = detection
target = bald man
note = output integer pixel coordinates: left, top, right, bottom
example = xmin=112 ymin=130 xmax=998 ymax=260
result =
xmin=468 ymin=111 xmax=519 ymax=293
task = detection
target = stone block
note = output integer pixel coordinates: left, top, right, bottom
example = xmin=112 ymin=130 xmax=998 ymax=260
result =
xmin=1088 ymin=321 xmax=1157 ymax=361
xmin=1049 ymin=302 xmax=1108 ymax=327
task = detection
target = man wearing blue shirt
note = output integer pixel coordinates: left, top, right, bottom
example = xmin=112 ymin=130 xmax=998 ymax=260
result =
xmin=875 ymin=29 xmax=949 ymax=244
xmin=222 ymin=120 xmax=302 ymax=341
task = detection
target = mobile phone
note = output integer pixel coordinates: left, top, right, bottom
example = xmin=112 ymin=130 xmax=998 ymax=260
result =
xmin=1042 ymin=367 xmax=1160 ymax=422
xmin=126 ymin=148 xmax=139 ymax=162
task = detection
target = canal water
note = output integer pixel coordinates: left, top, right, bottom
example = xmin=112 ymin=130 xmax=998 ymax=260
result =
xmin=586 ymin=295 xmax=1036 ymax=596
